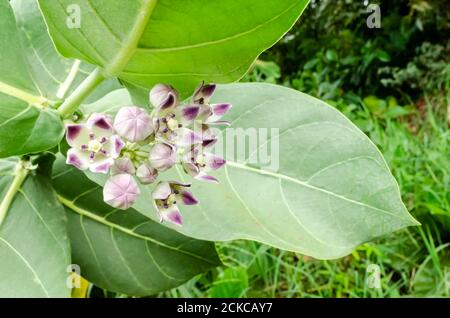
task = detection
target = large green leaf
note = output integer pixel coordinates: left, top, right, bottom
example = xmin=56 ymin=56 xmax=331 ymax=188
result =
xmin=11 ymin=0 xmax=121 ymax=103
xmin=52 ymin=156 xmax=221 ymax=296
xmin=87 ymin=84 xmax=418 ymax=259
xmin=38 ymin=0 xmax=309 ymax=97
xmin=0 ymin=156 xmax=71 ymax=297
xmin=0 ymin=0 xmax=64 ymax=158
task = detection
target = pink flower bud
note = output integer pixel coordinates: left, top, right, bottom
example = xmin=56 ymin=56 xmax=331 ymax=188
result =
xmin=136 ymin=162 xmax=158 ymax=184
xmin=149 ymin=84 xmax=178 ymax=110
xmin=149 ymin=143 xmax=176 ymax=171
xmin=111 ymin=157 xmax=135 ymax=175
xmin=103 ymin=174 xmax=140 ymax=210
xmin=113 ymin=106 xmax=154 ymax=142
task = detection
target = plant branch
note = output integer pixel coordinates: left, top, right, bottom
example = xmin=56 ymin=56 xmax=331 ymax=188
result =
xmin=0 ymin=161 xmax=29 ymax=227
xmin=57 ymin=67 xmax=105 ymax=118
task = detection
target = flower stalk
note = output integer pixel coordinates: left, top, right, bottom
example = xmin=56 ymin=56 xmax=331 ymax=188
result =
xmin=0 ymin=160 xmax=29 ymax=227
xmin=58 ymin=67 xmax=106 ymax=118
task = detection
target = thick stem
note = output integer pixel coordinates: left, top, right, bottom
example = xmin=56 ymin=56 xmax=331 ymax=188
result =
xmin=57 ymin=67 xmax=105 ymax=118
xmin=0 ymin=161 xmax=29 ymax=227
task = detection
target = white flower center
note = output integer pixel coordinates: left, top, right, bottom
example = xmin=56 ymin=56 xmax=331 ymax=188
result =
xmin=167 ymin=118 xmax=179 ymax=131
xmin=196 ymin=154 xmax=205 ymax=166
xmin=167 ymin=193 xmax=177 ymax=205
xmin=88 ymin=140 xmax=103 ymax=153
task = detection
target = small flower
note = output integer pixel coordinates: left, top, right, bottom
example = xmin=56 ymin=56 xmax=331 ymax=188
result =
xmin=182 ymin=145 xmax=226 ymax=183
xmin=193 ymin=82 xmax=216 ymax=105
xmin=111 ymin=157 xmax=135 ymax=175
xmin=150 ymin=84 xmax=202 ymax=147
xmin=152 ymin=181 xmax=199 ymax=226
xmin=149 ymin=84 xmax=178 ymax=110
xmin=113 ymin=106 xmax=154 ymax=142
xmin=148 ymin=142 xmax=176 ymax=171
xmin=66 ymin=113 xmax=124 ymax=174
xmin=103 ymin=174 xmax=140 ymax=210
xmin=136 ymin=162 xmax=158 ymax=184
xmin=193 ymin=82 xmax=232 ymax=126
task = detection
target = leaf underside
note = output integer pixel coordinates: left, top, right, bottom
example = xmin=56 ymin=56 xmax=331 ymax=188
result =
xmin=86 ymin=84 xmax=417 ymax=260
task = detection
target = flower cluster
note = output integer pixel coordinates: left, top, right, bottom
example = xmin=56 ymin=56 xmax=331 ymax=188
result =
xmin=65 ymin=83 xmax=231 ymax=226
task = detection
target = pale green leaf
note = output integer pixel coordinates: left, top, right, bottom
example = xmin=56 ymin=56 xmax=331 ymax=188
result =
xmin=87 ymin=83 xmax=418 ymax=259
xmin=0 ymin=156 xmax=71 ymax=297
xmin=0 ymin=0 xmax=64 ymax=157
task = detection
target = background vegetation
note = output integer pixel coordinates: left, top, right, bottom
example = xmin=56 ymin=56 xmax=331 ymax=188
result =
xmin=89 ymin=0 xmax=450 ymax=298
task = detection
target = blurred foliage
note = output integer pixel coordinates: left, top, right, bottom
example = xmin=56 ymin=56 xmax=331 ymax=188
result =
xmin=262 ymin=0 xmax=450 ymax=100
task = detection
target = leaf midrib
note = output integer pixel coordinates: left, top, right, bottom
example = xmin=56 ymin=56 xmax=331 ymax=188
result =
xmin=103 ymin=0 xmax=158 ymax=77
xmin=56 ymin=194 xmax=217 ymax=265
xmin=226 ymin=161 xmax=410 ymax=221
xmin=135 ymin=1 xmax=300 ymax=53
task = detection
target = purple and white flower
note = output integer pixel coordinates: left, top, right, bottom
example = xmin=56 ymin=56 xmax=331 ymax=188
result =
xmin=182 ymin=145 xmax=226 ymax=183
xmin=152 ymin=181 xmax=199 ymax=226
xmin=66 ymin=113 xmax=124 ymax=174
xmin=66 ymin=82 xmax=231 ymax=226
xmin=193 ymin=82 xmax=232 ymax=126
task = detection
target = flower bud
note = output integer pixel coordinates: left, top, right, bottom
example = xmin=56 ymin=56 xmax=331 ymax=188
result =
xmin=149 ymin=143 xmax=176 ymax=171
xmin=136 ymin=162 xmax=158 ymax=184
xmin=149 ymin=84 xmax=178 ymax=110
xmin=103 ymin=174 xmax=140 ymax=210
xmin=193 ymin=82 xmax=216 ymax=104
xmin=111 ymin=157 xmax=135 ymax=175
xmin=113 ymin=106 xmax=154 ymax=142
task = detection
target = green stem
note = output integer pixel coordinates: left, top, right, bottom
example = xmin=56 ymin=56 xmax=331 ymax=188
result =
xmin=0 ymin=161 xmax=29 ymax=227
xmin=58 ymin=67 xmax=105 ymax=118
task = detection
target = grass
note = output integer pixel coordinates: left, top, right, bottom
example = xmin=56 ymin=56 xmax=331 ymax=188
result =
xmin=160 ymin=81 xmax=450 ymax=298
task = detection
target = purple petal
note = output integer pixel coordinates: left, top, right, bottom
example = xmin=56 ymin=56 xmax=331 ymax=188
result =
xmin=87 ymin=113 xmax=113 ymax=132
xmin=182 ymin=106 xmax=200 ymax=121
xmin=195 ymin=172 xmax=219 ymax=184
xmin=66 ymin=149 xmax=89 ymax=170
xmin=180 ymin=190 xmax=199 ymax=205
xmin=194 ymin=82 xmax=216 ymax=103
xmin=162 ymin=206 xmax=183 ymax=226
xmin=89 ymin=158 xmax=114 ymax=174
xmin=212 ymin=103 xmax=232 ymax=116
xmin=66 ymin=124 xmax=83 ymax=143
xmin=205 ymin=153 xmax=226 ymax=170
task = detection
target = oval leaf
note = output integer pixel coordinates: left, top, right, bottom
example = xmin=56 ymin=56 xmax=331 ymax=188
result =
xmin=0 ymin=157 xmax=71 ymax=297
xmin=52 ymin=156 xmax=221 ymax=296
xmin=0 ymin=0 xmax=64 ymax=157
xmin=38 ymin=0 xmax=309 ymax=97
xmin=83 ymin=84 xmax=418 ymax=260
